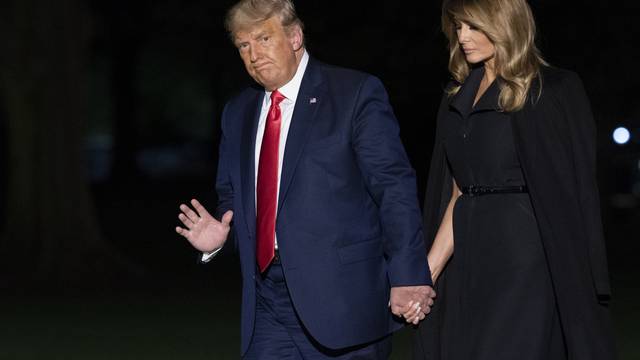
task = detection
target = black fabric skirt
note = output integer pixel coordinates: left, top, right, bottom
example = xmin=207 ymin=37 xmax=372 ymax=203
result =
xmin=413 ymin=193 xmax=566 ymax=360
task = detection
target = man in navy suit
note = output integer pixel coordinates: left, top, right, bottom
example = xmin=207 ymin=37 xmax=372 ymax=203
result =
xmin=176 ymin=0 xmax=435 ymax=358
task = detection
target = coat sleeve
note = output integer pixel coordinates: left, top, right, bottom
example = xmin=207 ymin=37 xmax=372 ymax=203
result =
xmin=350 ymin=75 xmax=431 ymax=287
xmin=214 ymin=103 xmax=237 ymax=253
xmin=560 ymin=72 xmax=611 ymax=300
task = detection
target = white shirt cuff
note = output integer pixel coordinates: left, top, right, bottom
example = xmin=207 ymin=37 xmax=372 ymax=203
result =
xmin=201 ymin=247 xmax=223 ymax=263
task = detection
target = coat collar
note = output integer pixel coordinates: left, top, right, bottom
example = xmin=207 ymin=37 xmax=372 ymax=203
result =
xmin=449 ymin=66 xmax=501 ymax=117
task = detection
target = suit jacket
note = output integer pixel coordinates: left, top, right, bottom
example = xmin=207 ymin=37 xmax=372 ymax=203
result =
xmin=414 ymin=67 xmax=616 ymax=359
xmin=216 ymin=57 xmax=431 ymax=354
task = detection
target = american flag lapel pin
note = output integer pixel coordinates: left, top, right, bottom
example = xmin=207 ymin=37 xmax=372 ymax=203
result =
xmin=309 ymin=97 xmax=317 ymax=104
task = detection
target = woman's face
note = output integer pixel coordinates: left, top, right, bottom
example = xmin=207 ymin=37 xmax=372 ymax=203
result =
xmin=456 ymin=21 xmax=496 ymax=68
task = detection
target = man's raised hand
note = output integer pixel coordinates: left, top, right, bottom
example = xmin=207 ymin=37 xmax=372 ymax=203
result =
xmin=176 ymin=199 xmax=233 ymax=253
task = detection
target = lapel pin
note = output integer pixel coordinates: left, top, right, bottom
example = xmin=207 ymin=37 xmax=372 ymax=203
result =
xmin=309 ymin=97 xmax=317 ymax=104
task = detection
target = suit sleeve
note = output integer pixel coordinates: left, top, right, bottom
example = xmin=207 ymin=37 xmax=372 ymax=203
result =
xmin=350 ymin=75 xmax=431 ymax=287
xmin=561 ymin=72 xmax=611 ymax=300
xmin=214 ymin=103 xmax=237 ymax=252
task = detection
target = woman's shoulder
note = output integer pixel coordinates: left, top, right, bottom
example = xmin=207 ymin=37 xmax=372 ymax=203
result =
xmin=526 ymin=66 xmax=588 ymax=114
xmin=538 ymin=66 xmax=585 ymax=98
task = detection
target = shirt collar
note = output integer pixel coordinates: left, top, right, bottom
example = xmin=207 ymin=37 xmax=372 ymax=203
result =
xmin=264 ymin=50 xmax=309 ymax=105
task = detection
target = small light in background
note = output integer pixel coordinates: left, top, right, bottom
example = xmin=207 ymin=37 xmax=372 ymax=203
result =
xmin=613 ymin=127 xmax=630 ymax=145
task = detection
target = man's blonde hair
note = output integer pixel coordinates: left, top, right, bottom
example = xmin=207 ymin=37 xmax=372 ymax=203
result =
xmin=225 ymin=0 xmax=304 ymax=38
xmin=442 ymin=0 xmax=547 ymax=112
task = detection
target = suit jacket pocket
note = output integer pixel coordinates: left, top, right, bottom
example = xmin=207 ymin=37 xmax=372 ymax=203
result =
xmin=337 ymin=238 xmax=383 ymax=264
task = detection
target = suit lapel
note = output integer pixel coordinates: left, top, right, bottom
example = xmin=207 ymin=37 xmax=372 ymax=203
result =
xmin=277 ymin=59 xmax=325 ymax=214
xmin=240 ymin=90 xmax=263 ymax=238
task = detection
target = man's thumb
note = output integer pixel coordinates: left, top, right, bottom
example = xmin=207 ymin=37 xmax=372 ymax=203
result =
xmin=222 ymin=210 xmax=234 ymax=225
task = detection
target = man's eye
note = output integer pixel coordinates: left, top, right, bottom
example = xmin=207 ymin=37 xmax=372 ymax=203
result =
xmin=262 ymin=36 xmax=270 ymax=42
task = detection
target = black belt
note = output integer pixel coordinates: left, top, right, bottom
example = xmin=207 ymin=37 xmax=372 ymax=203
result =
xmin=460 ymin=185 xmax=528 ymax=197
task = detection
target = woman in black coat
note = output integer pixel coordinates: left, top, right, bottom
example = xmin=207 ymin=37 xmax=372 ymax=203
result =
xmin=413 ymin=0 xmax=615 ymax=359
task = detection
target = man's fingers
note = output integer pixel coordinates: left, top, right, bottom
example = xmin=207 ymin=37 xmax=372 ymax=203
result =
xmin=191 ymin=199 xmax=212 ymax=219
xmin=180 ymin=204 xmax=201 ymax=224
xmin=391 ymin=301 xmax=410 ymax=316
xmin=175 ymin=226 xmax=190 ymax=239
xmin=178 ymin=213 xmax=195 ymax=229
xmin=176 ymin=226 xmax=200 ymax=248
xmin=221 ymin=210 xmax=234 ymax=226
xmin=427 ymin=288 xmax=437 ymax=299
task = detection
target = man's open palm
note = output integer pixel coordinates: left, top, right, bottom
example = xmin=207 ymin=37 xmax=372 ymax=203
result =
xmin=176 ymin=199 xmax=232 ymax=253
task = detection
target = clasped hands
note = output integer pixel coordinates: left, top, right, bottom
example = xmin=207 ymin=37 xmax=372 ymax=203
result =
xmin=176 ymin=200 xmax=436 ymax=325
xmin=389 ymin=285 xmax=436 ymax=325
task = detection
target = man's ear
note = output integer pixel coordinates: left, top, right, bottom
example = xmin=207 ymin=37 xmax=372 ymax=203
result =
xmin=288 ymin=24 xmax=304 ymax=51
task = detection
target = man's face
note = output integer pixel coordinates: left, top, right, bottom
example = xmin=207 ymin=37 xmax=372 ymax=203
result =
xmin=233 ymin=17 xmax=302 ymax=91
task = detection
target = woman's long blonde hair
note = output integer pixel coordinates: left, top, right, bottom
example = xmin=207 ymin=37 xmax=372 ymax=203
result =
xmin=442 ymin=0 xmax=547 ymax=112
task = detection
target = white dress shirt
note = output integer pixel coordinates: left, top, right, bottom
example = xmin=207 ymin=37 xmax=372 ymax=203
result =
xmin=202 ymin=50 xmax=310 ymax=262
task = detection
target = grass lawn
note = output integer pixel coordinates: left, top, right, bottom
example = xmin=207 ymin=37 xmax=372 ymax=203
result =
xmin=1 ymin=279 xmax=637 ymax=359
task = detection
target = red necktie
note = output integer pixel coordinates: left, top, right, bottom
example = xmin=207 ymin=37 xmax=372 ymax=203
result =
xmin=256 ymin=90 xmax=286 ymax=272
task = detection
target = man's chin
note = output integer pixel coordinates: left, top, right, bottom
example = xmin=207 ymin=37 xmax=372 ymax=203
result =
xmin=257 ymin=79 xmax=281 ymax=91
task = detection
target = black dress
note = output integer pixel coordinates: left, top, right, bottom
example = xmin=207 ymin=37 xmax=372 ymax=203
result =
xmin=428 ymin=67 xmax=566 ymax=359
